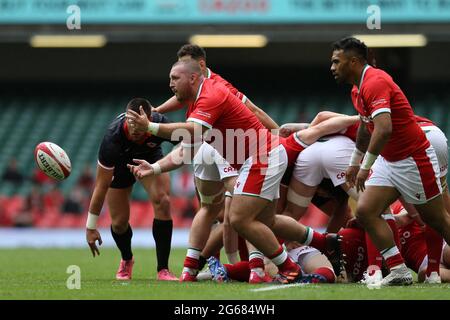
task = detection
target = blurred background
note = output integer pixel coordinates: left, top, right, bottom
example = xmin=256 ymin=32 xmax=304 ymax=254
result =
xmin=0 ymin=0 xmax=449 ymax=246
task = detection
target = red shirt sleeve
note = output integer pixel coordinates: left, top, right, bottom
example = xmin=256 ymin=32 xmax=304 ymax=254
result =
xmin=187 ymin=91 xmax=226 ymax=129
xmin=362 ymin=77 xmax=392 ymax=119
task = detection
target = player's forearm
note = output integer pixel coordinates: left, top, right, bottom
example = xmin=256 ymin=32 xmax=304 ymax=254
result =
xmin=154 ymin=96 xmax=183 ymax=114
xmin=156 ymin=145 xmax=186 ymax=173
xmin=366 ymin=121 xmax=391 ymax=156
xmin=358 ymin=120 xmax=390 ymax=171
xmin=310 ymin=111 xmax=344 ymax=127
xmin=355 ymin=121 xmax=371 ymax=153
xmin=88 ymin=185 xmax=108 ymax=216
xmin=306 ymin=115 xmax=359 ymax=141
xmin=280 ymin=123 xmax=310 ymax=132
xmin=150 ymin=122 xmax=198 ymax=140
xmin=254 ymin=109 xmax=279 ymax=129
xmin=245 ymin=100 xmax=279 ymax=129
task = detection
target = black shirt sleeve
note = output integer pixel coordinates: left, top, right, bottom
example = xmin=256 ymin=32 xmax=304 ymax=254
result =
xmin=98 ymin=135 xmax=120 ymax=169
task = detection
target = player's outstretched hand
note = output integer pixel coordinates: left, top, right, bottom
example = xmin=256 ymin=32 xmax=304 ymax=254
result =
xmin=345 ymin=165 xmax=359 ymax=188
xmin=86 ymin=229 xmax=102 ymax=257
xmin=355 ymin=168 xmax=369 ymax=193
xmin=127 ymin=159 xmax=154 ymax=178
xmin=126 ymin=105 xmax=149 ymax=133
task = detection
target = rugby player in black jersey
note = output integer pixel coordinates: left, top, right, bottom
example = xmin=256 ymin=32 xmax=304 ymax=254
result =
xmin=85 ymin=98 xmax=179 ymax=281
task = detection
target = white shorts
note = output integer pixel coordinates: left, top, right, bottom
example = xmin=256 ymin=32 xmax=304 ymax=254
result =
xmin=193 ymin=142 xmax=238 ymax=182
xmin=366 ymin=145 xmax=442 ymax=204
xmin=288 ymin=245 xmax=321 ymax=268
xmin=233 ymin=144 xmax=288 ymax=201
xmin=423 ymin=126 xmax=449 ymax=177
xmin=293 ymin=135 xmax=355 ymax=187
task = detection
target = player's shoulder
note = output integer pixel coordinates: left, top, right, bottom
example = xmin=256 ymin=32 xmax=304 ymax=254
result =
xmin=364 ymin=67 xmax=393 ymax=86
xmin=106 ymin=114 xmax=124 ymax=134
xmin=198 ymin=78 xmax=229 ymax=102
xmin=151 ymin=111 xmax=170 ymax=124
xmin=361 ymin=68 xmax=395 ymax=98
xmin=102 ymin=114 xmax=124 ymax=144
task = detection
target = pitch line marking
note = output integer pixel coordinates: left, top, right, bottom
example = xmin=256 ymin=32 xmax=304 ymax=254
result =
xmin=249 ymin=283 xmax=308 ymax=292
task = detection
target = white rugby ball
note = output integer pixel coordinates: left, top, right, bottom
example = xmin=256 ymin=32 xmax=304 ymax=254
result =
xmin=34 ymin=142 xmax=71 ymax=181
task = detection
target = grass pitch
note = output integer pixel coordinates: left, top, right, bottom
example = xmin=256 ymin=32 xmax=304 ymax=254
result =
xmin=1 ymin=248 xmax=450 ymax=300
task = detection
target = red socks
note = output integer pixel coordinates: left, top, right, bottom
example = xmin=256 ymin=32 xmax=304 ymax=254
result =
xmin=249 ymin=251 xmax=265 ymax=270
xmin=365 ymin=218 xmax=401 ymax=274
xmin=304 ymin=227 xmax=327 ymax=252
xmin=183 ymin=248 xmax=201 ymax=274
xmin=269 ymin=246 xmax=300 ymax=274
xmin=224 ymin=261 xmax=251 ymax=282
xmin=425 ymin=225 xmax=443 ymax=276
xmin=365 ymin=233 xmax=383 ymax=274
xmin=314 ymin=267 xmax=336 ymax=283
xmin=381 ymin=246 xmax=404 ymax=270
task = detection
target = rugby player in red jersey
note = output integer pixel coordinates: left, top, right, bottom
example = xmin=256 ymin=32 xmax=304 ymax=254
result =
xmin=155 ymin=44 xmax=279 ymax=278
xmin=126 ymin=59 xmax=304 ymax=283
xmin=331 ymin=37 xmax=450 ymax=286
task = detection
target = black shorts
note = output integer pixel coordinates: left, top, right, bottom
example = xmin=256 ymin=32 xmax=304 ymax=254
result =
xmin=110 ymin=150 xmax=164 ymax=189
xmin=281 ymin=165 xmax=294 ymax=187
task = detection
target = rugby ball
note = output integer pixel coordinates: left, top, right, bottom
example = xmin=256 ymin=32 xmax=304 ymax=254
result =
xmin=34 ymin=142 xmax=71 ymax=181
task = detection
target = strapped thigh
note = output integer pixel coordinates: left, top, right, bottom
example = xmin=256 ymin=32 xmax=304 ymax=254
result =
xmin=198 ymin=188 xmax=225 ymax=204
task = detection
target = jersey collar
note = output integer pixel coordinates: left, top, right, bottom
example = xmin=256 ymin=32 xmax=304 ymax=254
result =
xmin=206 ymin=68 xmax=211 ymax=79
xmin=358 ymin=64 xmax=371 ymax=93
xmin=195 ymin=79 xmax=205 ymax=102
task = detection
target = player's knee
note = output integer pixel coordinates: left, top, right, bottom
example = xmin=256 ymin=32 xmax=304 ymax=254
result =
xmin=229 ymin=211 xmax=246 ymax=234
xmin=264 ymin=215 xmax=276 ymax=229
xmin=354 ymin=205 xmax=372 ymax=226
xmin=199 ymin=190 xmax=224 ymax=206
xmin=111 ymin=220 xmax=129 ymax=234
xmin=152 ymin=192 xmax=170 ymax=207
xmin=152 ymin=193 xmax=171 ymax=218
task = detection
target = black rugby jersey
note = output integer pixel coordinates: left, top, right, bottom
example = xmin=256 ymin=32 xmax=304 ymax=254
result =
xmin=98 ymin=112 xmax=177 ymax=169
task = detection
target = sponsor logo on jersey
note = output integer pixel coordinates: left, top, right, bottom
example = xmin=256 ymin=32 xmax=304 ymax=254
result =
xmin=195 ymin=110 xmax=211 ymax=118
xmin=223 ymin=166 xmax=235 ymax=173
xmin=336 ymin=171 xmax=346 ymax=180
xmin=370 ymin=98 xmax=388 ymax=108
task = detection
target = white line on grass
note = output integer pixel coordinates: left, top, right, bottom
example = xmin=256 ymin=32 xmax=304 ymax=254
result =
xmin=249 ymin=283 xmax=308 ymax=292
